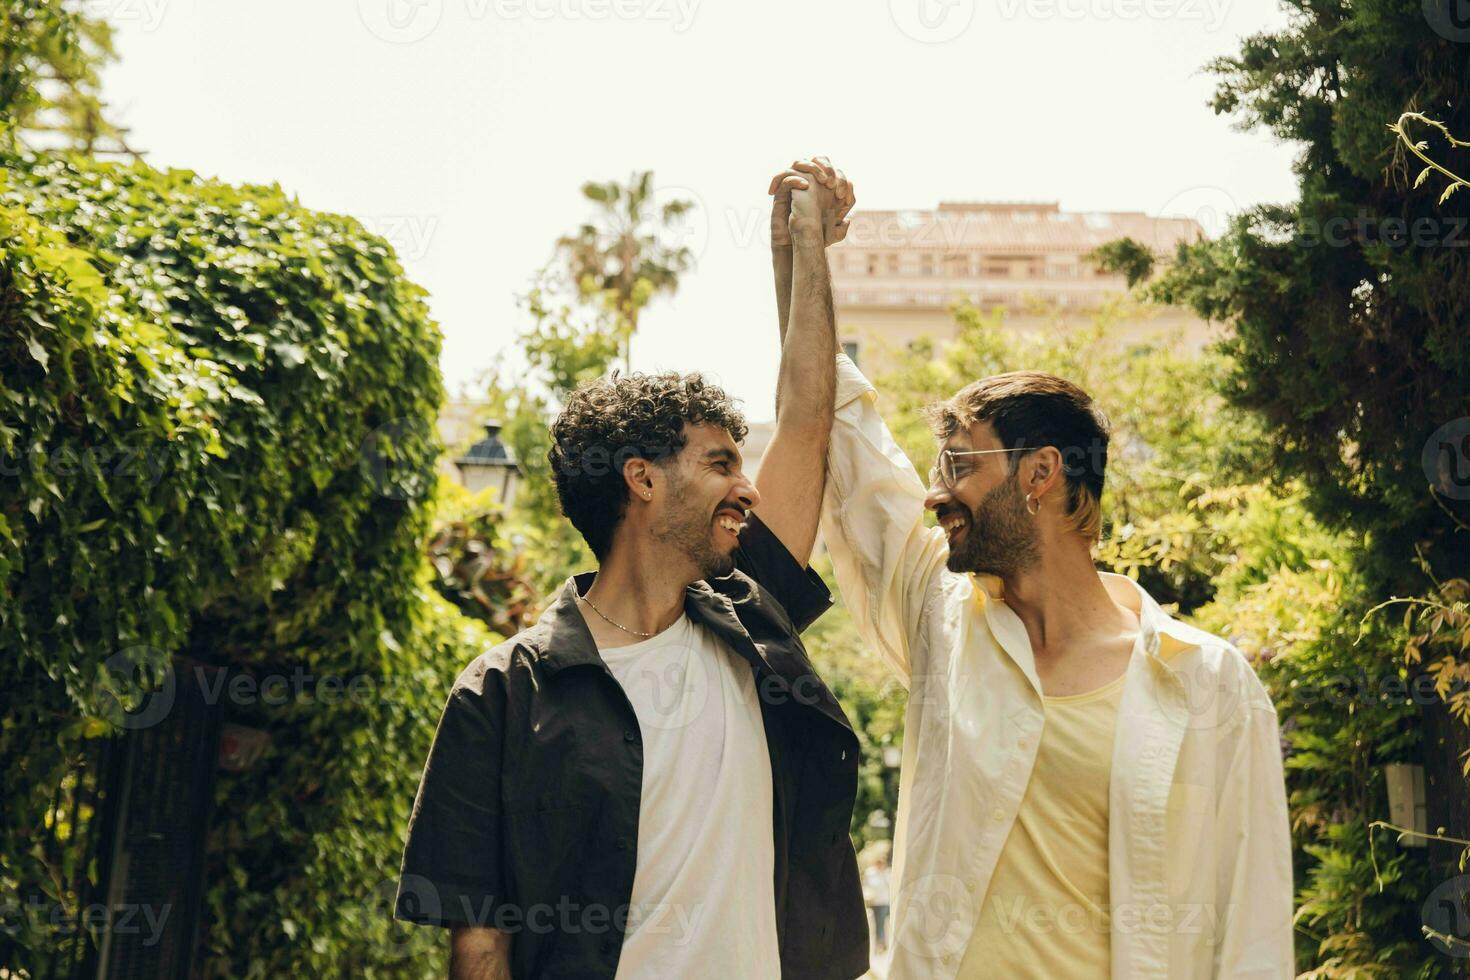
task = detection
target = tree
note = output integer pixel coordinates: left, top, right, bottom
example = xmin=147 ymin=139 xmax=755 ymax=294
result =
xmin=1092 ymin=0 xmax=1470 ymax=965
xmin=555 ymin=171 xmax=695 ymax=370
xmin=0 ymin=0 xmax=137 ymax=155
xmin=0 ymin=152 xmax=468 ymax=976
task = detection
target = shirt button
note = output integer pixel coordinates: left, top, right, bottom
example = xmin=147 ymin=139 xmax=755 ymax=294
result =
xmin=616 ymin=837 xmax=632 ymax=851
xmin=600 ymin=940 xmax=615 ymax=955
xmin=623 ymin=730 xmax=637 ymax=743
xmin=992 ymin=807 xmax=1005 ymax=823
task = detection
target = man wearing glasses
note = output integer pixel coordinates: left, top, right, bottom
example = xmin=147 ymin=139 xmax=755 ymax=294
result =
xmin=764 ymin=158 xmax=1294 ymax=978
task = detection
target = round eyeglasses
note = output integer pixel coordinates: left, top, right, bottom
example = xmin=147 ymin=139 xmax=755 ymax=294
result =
xmin=927 ymin=447 xmax=1029 ymax=490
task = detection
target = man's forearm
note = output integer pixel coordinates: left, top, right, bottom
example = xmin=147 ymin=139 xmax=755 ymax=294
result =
xmin=778 ymin=238 xmax=836 ymax=422
xmin=450 ymin=926 xmax=512 ymax=980
xmin=753 ymin=160 xmax=847 ymax=564
xmin=773 ymin=244 xmax=794 ymax=345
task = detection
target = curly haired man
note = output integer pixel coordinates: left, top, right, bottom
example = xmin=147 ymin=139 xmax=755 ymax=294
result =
xmin=394 ymin=166 xmax=866 ymax=979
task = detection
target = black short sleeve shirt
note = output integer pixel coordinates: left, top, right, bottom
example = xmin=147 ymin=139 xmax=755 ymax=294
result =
xmin=396 ymin=514 xmax=868 ymax=979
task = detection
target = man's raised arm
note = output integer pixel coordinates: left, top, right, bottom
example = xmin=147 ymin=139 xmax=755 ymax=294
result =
xmin=752 ymin=157 xmax=853 ymax=566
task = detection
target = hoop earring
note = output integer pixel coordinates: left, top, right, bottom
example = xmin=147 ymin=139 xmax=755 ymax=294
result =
xmin=1025 ymin=494 xmax=1040 ymax=516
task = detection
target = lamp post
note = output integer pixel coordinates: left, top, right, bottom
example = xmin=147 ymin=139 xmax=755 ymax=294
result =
xmin=454 ymin=420 xmax=521 ymax=506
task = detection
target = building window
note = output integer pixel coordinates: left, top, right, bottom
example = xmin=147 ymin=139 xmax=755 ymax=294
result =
xmin=920 ymin=254 xmax=935 ymax=277
xmin=842 ymin=341 xmax=860 ymax=366
xmin=885 ymin=254 xmax=899 ymax=274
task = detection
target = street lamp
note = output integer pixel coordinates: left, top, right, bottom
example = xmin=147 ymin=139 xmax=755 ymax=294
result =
xmin=455 ymin=420 xmax=521 ymax=506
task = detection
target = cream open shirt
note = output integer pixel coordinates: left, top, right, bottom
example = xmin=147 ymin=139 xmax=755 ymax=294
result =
xmin=818 ymin=354 xmax=1294 ymax=980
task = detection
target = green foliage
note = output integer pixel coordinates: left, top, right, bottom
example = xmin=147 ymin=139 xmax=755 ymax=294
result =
xmin=1133 ymin=0 xmax=1470 ymax=965
xmin=0 ymin=150 xmax=482 ymax=976
xmin=1085 ymin=237 xmax=1156 ymax=289
xmin=0 ymin=0 xmax=132 ymax=154
xmin=1150 ymin=0 xmax=1470 ymax=597
xmin=426 ymin=477 xmax=539 ymax=637
xmin=556 ymin=171 xmax=694 ymax=366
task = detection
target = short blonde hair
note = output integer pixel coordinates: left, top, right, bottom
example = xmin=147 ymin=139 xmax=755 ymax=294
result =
xmin=924 ymin=371 xmax=1109 ymax=542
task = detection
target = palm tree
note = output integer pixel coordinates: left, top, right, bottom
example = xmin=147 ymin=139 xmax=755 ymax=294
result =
xmin=555 ymin=171 xmax=695 ymax=370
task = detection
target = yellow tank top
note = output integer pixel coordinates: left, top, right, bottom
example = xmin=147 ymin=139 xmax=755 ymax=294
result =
xmin=957 ymin=671 xmax=1126 ymax=979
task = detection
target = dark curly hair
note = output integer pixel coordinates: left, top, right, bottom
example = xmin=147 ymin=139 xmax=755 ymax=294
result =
xmin=549 ymin=372 xmax=748 ymax=560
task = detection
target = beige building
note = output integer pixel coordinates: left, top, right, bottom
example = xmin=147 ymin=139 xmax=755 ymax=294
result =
xmin=742 ymin=201 xmax=1210 ymax=478
xmin=828 ymin=201 xmax=1210 ymax=367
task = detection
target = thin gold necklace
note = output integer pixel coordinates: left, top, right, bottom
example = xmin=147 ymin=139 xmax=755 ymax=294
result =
xmin=579 ymin=593 xmax=659 ymax=639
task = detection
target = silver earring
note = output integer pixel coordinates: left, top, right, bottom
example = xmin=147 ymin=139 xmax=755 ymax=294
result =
xmin=1026 ymin=494 xmax=1040 ymax=516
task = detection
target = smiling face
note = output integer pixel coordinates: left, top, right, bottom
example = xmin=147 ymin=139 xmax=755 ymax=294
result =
xmin=649 ymin=422 xmax=760 ymax=580
xmin=924 ymin=421 xmax=1040 ymax=576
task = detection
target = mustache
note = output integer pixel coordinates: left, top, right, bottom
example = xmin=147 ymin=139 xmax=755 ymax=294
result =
xmin=714 ymin=502 xmax=749 ymax=519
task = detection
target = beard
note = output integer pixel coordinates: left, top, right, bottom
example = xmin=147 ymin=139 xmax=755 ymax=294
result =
xmin=650 ymin=475 xmax=736 ymax=580
xmin=945 ymin=473 xmax=1041 ymax=577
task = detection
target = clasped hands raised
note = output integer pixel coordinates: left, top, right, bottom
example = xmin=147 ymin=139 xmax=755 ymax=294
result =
xmin=768 ymin=156 xmax=856 ymax=249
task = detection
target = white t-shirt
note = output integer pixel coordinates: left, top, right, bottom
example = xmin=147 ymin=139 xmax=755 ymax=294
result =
xmin=597 ymin=614 xmax=780 ymax=979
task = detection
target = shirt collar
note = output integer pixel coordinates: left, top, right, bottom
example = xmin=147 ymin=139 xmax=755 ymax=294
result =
xmin=536 ymin=573 xmax=605 ymax=675
xmin=969 ymin=571 xmax=1206 ymax=666
xmin=537 ymin=572 xmax=754 ymax=675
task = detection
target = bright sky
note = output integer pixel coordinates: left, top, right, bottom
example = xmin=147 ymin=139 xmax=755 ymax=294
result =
xmin=100 ymin=0 xmax=1298 ymax=422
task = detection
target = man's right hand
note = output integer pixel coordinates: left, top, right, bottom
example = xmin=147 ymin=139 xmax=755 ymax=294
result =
xmin=769 ymin=157 xmax=855 ymax=249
